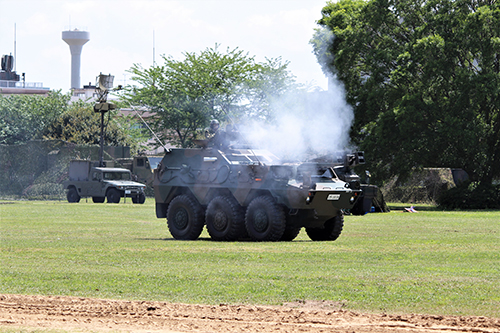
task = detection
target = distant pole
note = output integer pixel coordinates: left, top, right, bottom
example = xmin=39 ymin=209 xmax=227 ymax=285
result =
xmin=14 ymin=23 xmax=16 ymax=72
xmin=99 ymin=111 xmax=105 ymax=167
xmin=153 ymin=30 xmax=156 ymax=66
xmin=94 ymin=74 xmax=118 ymax=167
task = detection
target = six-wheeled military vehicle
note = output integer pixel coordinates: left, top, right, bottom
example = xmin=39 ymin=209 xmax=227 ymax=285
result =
xmin=153 ymin=147 xmax=362 ymax=242
xmin=63 ymin=160 xmax=146 ymax=204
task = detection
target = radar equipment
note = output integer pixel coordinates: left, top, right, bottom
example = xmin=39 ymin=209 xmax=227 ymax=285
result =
xmin=93 ymin=73 xmax=122 ymax=167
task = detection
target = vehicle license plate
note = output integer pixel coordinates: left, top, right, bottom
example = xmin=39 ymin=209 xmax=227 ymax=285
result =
xmin=327 ymin=194 xmax=340 ymax=201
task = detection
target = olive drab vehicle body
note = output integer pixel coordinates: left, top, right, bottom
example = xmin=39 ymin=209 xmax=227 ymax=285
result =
xmin=63 ymin=160 xmax=147 ymax=204
xmin=153 ymin=147 xmax=362 ymax=241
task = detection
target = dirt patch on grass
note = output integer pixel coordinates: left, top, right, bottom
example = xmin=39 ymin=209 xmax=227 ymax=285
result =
xmin=1 ymin=294 xmax=499 ymax=332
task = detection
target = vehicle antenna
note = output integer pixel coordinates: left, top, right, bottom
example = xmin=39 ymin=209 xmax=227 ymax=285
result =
xmin=127 ymin=102 xmax=170 ymax=153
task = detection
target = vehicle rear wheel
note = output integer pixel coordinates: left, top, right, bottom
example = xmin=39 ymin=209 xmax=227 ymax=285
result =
xmin=67 ymin=187 xmax=80 ymax=203
xmin=132 ymin=193 xmax=146 ymax=204
xmin=245 ymin=196 xmax=286 ymax=241
xmin=92 ymin=196 xmax=105 ymax=203
xmin=305 ymin=213 xmax=344 ymax=241
xmin=167 ymin=195 xmax=205 ymax=240
xmin=106 ymin=188 xmax=121 ymax=203
xmin=206 ymin=195 xmax=245 ymax=241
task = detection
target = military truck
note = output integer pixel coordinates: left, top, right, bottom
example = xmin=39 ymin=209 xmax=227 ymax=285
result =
xmin=63 ymin=160 xmax=146 ymax=204
xmin=112 ymin=156 xmax=163 ymax=187
xmin=153 ymin=147 xmax=362 ymax=242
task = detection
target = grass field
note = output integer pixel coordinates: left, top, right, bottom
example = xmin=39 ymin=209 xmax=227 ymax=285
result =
xmin=1 ymin=199 xmax=499 ymax=317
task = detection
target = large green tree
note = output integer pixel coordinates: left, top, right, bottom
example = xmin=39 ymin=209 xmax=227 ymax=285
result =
xmin=123 ymin=45 xmax=297 ymax=148
xmin=43 ymin=100 xmax=139 ymax=150
xmin=314 ymin=0 xmax=500 ymax=184
xmin=0 ymin=92 xmax=138 ymax=150
xmin=0 ymin=91 xmax=70 ymax=144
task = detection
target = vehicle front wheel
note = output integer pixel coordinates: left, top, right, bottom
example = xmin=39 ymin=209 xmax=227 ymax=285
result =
xmin=305 ymin=213 xmax=344 ymax=241
xmin=67 ymin=188 xmax=80 ymax=203
xmin=206 ymin=195 xmax=245 ymax=241
xmin=166 ymin=195 xmax=205 ymax=240
xmin=245 ymin=196 xmax=286 ymax=241
xmin=106 ymin=188 xmax=121 ymax=203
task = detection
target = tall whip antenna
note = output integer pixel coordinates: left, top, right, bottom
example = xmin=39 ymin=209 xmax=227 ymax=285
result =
xmin=127 ymin=102 xmax=170 ymax=153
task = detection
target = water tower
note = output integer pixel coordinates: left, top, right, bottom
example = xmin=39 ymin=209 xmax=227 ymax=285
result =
xmin=62 ymin=29 xmax=90 ymax=89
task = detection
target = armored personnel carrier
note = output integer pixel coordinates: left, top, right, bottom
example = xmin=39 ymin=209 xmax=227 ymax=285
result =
xmin=153 ymin=146 xmax=362 ymax=241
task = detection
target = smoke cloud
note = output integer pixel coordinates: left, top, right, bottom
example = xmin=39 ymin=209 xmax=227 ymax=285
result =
xmin=237 ymin=76 xmax=354 ymax=161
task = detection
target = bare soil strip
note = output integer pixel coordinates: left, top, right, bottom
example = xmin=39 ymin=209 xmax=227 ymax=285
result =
xmin=1 ymin=294 xmax=499 ymax=333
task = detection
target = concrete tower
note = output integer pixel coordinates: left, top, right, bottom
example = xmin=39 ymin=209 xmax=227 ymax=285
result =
xmin=62 ymin=29 xmax=90 ymax=89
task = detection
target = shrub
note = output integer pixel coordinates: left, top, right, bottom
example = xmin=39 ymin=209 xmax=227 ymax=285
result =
xmin=437 ymin=181 xmax=500 ymax=210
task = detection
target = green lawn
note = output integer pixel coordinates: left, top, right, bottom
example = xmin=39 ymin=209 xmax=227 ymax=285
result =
xmin=1 ymin=199 xmax=499 ymax=317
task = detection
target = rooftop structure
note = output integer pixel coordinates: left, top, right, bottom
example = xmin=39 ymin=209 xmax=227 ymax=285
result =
xmin=0 ymin=54 xmax=49 ymax=95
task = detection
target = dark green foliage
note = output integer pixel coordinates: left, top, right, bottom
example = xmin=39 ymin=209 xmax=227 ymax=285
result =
xmin=0 ymin=92 xmax=141 ymax=152
xmin=437 ymin=181 xmax=500 ymax=210
xmin=43 ymin=101 xmax=132 ymax=147
xmin=0 ymin=91 xmax=70 ymax=144
xmin=314 ymin=0 xmax=500 ymax=185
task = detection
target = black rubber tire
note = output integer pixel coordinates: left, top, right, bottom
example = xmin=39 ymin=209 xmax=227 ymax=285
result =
xmin=92 ymin=196 xmax=105 ymax=203
xmin=167 ymin=195 xmax=205 ymax=240
xmin=245 ymin=196 xmax=286 ymax=241
xmin=280 ymin=227 xmax=301 ymax=241
xmin=206 ymin=195 xmax=245 ymax=241
xmin=106 ymin=188 xmax=121 ymax=203
xmin=67 ymin=187 xmax=80 ymax=203
xmin=132 ymin=193 xmax=146 ymax=204
xmin=305 ymin=213 xmax=344 ymax=241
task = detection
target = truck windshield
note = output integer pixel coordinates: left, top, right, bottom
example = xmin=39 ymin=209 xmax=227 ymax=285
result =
xmin=103 ymin=172 xmax=131 ymax=180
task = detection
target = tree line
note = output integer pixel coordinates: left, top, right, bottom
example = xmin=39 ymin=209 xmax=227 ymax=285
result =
xmin=1 ymin=0 xmax=499 ymax=200
xmin=313 ymin=0 xmax=500 ymax=186
xmin=0 ymin=91 xmax=141 ymax=150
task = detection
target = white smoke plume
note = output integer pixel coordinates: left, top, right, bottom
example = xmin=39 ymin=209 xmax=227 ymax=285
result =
xmin=237 ymin=76 xmax=354 ymax=161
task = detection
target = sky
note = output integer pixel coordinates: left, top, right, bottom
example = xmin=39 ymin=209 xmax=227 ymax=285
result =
xmin=0 ymin=0 xmax=332 ymax=93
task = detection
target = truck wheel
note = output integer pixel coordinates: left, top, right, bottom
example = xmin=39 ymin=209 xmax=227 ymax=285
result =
xmin=206 ymin=196 xmax=245 ymax=241
xmin=132 ymin=193 xmax=146 ymax=204
xmin=67 ymin=187 xmax=80 ymax=203
xmin=106 ymin=188 xmax=121 ymax=203
xmin=167 ymin=195 xmax=205 ymax=240
xmin=245 ymin=196 xmax=286 ymax=241
xmin=92 ymin=196 xmax=105 ymax=203
xmin=305 ymin=213 xmax=344 ymax=241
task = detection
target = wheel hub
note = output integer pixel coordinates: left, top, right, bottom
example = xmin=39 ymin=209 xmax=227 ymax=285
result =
xmin=174 ymin=208 xmax=189 ymax=230
xmin=213 ymin=210 xmax=228 ymax=231
xmin=253 ymin=209 xmax=269 ymax=232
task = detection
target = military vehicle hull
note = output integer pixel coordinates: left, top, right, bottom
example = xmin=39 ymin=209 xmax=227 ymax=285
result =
xmin=154 ymin=148 xmax=361 ymax=241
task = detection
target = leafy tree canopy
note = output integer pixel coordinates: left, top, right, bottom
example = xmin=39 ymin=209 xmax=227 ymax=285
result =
xmin=0 ymin=91 xmax=70 ymax=145
xmin=43 ymin=100 xmax=139 ymax=150
xmin=0 ymin=91 xmax=140 ymax=151
xmin=123 ymin=44 xmax=298 ymax=148
xmin=314 ymin=0 xmax=500 ymax=184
